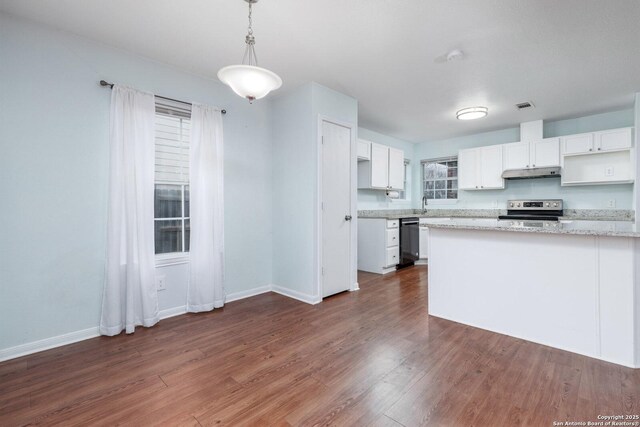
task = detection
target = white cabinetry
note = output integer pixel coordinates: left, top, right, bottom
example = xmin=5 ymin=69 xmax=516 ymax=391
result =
xmin=357 ymin=139 xmax=371 ymax=161
xmin=561 ymin=127 xmax=635 ymax=186
xmin=419 ymin=222 xmax=429 ymax=260
xmin=561 ymin=128 xmax=632 ymax=155
xmin=503 ymin=138 xmax=560 ymax=170
xmin=358 ymin=142 xmax=404 ymax=190
xmin=458 ymin=145 xmax=504 ymax=190
xmin=358 ymin=218 xmax=399 ymax=274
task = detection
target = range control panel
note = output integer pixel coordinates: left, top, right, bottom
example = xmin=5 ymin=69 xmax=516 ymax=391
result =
xmin=507 ymin=199 xmax=563 ymax=210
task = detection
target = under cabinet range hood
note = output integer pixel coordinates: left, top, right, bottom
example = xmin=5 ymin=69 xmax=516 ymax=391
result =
xmin=502 ymin=166 xmax=561 ymax=180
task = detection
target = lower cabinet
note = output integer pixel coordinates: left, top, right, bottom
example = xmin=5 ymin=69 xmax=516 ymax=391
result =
xmin=358 ymin=218 xmax=399 ymax=274
xmin=419 ymin=223 xmax=429 ymax=260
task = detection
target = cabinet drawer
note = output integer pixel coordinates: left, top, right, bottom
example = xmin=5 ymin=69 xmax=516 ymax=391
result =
xmin=385 ymin=247 xmax=399 ymax=267
xmin=387 ymin=219 xmax=399 ymax=229
xmin=386 ymin=228 xmax=399 ymax=247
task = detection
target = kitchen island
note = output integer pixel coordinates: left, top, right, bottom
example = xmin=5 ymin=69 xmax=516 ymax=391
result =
xmin=425 ymin=218 xmax=640 ymax=368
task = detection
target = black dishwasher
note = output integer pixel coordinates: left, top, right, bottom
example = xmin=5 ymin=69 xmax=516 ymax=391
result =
xmin=398 ymin=217 xmax=419 ymax=269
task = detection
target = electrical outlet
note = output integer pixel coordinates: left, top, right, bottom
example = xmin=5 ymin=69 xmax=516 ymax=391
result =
xmin=605 ymin=166 xmax=614 ymax=177
xmin=156 ymin=275 xmax=167 ymax=291
xmin=607 ymin=199 xmax=616 ymax=208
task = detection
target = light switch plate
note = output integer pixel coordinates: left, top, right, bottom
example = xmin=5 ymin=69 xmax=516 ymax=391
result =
xmin=607 ymin=199 xmax=616 ymax=208
xmin=605 ymin=166 xmax=614 ymax=177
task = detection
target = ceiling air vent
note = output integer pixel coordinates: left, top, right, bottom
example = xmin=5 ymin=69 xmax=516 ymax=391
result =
xmin=515 ymin=101 xmax=535 ymax=110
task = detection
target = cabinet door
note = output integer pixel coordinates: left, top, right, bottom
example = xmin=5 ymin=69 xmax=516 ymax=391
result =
xmin=596 ymin=128 xmax=632 ymax=152
xmin=503 ymin=142 xmax=530 ymax=170
xmin=480 ymin=145 xmax=504 ymax=189
xmin=370 ymin=143 xmax=389 ymax=188
xmin=531 ymin=138 xmax=560 ymax=167
xmin=458 ymin=148 xmax=479 ymax=190
xmin=357 ymin=139 xmax=371 ymax=160
xmin=387 ymin=147 xmax=405 ymax=190
xmin=562 ymin=133 xmax=594 ymax=155
xmin=419 ymin=226 xmax=429 ymax=259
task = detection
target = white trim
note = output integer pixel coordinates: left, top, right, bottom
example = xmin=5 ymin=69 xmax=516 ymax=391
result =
xmin=316 ymin=115 xmax=358 ymax=301
xmin=0 ymin=327 xmax=100 ymax=363
xmin=159 ymin=305 xmax=187 ymax=319
xmin=271 ymin=284 xmax=322 ymax=305
xmin=351 ymin=282 xmax=360 ymax=291
xmin=155 ymin=253 xmax=190 ymax=267
xmin=226 ymin=285 xmax=272 ymax=303
xmin=0 ymin=284 xmax=279 ymax=362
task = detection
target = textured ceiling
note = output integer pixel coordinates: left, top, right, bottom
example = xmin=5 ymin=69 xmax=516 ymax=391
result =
xmin=1 ymin=0 xmax=639 ymax=142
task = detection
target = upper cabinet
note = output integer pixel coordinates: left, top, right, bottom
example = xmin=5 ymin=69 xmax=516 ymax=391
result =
xmin=560 ymin=127 xmax=635 ymax=186
xmin=458 ymin=145 xmax=504 ymax=190
xmin=562 ymin=128 xmax=632 ymax=155
xmin=503 ymin=138 xmax=560 ymax=170
xmin=358 ymin=141 xmax=404 ymax=190
xmin=357 ymin=139 xmax=371 ymax=161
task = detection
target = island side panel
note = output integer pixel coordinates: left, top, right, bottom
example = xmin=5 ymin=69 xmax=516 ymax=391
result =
xmin=428 ymin=228 xmax=601 ymax=362
xmin=597 ymin=236 xmax=636 ymax=366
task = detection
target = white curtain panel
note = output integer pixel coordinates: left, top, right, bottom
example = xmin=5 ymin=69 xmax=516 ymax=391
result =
xmin=187 ymin=103 xmax=225 ymax=312
xmin=100 ymin=85 xmax=159 ymax=336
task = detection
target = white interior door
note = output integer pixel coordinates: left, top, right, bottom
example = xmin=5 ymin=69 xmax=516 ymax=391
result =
xmin=322 ymin=120 xmax=352 ymax=297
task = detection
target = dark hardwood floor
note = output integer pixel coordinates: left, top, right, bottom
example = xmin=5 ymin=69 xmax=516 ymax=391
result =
xmin=1 ymin=266 xmax=638 ymax=426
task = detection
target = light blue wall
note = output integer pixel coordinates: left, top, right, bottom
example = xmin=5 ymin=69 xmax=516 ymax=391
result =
xmin=271 ymin=84 xmax=315 ymax=296
xmin=0 ymin=14 xmax=273 ymax=350
xmin=271 ymin=82 xmax=357 ymax=298
xmin=412 ymin=109 xmax=635 ymax=210
xmin=357 ymin=128 xmax=415 ymax=210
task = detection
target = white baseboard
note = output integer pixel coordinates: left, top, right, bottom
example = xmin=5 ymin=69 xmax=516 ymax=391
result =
xmin=159 ymin=305 xmax=187 ymax=320
xmin=271 ymin=284 xmax=321 ymax=305
xmin=414 ymin=259 xmax=428 ymax=266
xmin=0 ymin=327 xmax=100 ymax=363
xmin=0 ymin=283 xmax=320 ymax=363
xmin=226 ymin=285 xmax=272 ymax=303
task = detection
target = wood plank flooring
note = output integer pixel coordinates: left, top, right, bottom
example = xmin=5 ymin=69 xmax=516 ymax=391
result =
xmin=1 ymin=266 xmax=638 ymax=426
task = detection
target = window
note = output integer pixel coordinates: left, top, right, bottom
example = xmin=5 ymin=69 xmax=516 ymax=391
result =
xmin=154 ymin=99 xmax=191 ymax=256
xmin=396 ymin=159 xmax=411 ymax=200
xmin=422 ymin=157 xmax=458 ymax=201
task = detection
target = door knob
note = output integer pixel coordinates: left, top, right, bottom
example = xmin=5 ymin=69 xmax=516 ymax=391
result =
xmin=345 ymin=215 xmax=352 ymax=221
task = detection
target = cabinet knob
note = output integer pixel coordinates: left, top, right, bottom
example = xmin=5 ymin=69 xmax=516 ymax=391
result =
xmin=344 ymin=215 xmax=352 ymax=221
xmin=589 ymin=148 xmax=593 ymax=151
xmin=532 ymin=164 xmax=535 ymax=167
xmin=481 ymin=186 xmax=484 ymax=188
xmin=597 ymin=148 xmax=601 ymax=151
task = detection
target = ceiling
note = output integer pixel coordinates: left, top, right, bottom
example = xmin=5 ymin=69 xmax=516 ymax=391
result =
xmin=1 ymin=0 xmax=639 ymax=143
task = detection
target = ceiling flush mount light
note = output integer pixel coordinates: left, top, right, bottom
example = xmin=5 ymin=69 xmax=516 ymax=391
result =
xmin=456 ymin=106 xmax=488 ymax=120
xmin=217 ymin=0 xmax=282 ymax=102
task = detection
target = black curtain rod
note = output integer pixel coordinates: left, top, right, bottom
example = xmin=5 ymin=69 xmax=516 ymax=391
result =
xmin=99 ymin=80 xmax=226 ymax=114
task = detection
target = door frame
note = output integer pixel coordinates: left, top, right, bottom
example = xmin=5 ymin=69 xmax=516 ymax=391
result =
xmin=315 ymin=115 xmax=359 ymax=300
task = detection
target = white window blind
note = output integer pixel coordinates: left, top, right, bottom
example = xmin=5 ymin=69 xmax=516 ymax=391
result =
xmin=155 ymin=99 xmax=191 ymax=183
xmin=154 ymin=98 xmax=192 ymax=256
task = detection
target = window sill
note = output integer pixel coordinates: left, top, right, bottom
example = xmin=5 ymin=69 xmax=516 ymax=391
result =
xmin=426 ymin=199 xmax=458 ymax=205
xmin=155 ymin=253 xmax=190 ymax=267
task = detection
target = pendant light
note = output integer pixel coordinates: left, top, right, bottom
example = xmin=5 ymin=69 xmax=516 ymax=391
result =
xmin=218 ymin=0 xmax=282 ymax=102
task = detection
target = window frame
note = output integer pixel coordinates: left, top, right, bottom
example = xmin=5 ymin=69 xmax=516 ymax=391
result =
xmin=154 ymin=100 xmax=192 ymax=265
xmin=421 ymin=156 xmax=458 ymax=204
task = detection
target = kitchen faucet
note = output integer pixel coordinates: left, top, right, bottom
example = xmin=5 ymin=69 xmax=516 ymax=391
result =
xmin=422 ymin=196 xmax=428 ymax=213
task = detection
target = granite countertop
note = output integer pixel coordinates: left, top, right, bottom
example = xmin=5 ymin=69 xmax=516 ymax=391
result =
xmin=419 ymin=217 xmax=640 ymax=238
xmin=357 ymin=208 xmax=634 ymax=222
xmin=357 ymin=209 xmax=638 ymax=237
